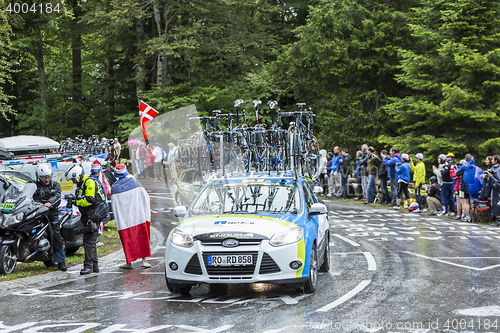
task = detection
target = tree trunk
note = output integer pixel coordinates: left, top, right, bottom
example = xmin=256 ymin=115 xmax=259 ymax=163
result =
xmin=153 ymin=0 xmax=170 ymax=86
xmin=135 ymin=16 xmax=146 ymax=105
xmin=32 ymin=33 xmax=47 ymax=136
xmin=72 ymin=0 xmax=82 ymax=105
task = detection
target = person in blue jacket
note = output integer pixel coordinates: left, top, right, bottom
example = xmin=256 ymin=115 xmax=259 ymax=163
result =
xmin=383 ymin=147 xmax=401 ymax=207
xmin=395 ymin=153 xmax=411 ymax=210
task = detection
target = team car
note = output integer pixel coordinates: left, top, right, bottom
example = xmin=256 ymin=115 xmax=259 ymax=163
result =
xmin=164 ymin=173 xmax=330 ymax=294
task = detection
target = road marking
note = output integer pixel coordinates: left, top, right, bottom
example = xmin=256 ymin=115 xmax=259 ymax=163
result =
xmin=363 ymin=252 xmax=377 ymax=271
xmin=175 ymin=324 xmax=233 ymax=332
xmin=332 ymin=234 xmax=360 ymax=247
xmin=402 ymin=251 xmax=500 ymax=271
xmin=316 ymin=280 xmax=371 ymax=312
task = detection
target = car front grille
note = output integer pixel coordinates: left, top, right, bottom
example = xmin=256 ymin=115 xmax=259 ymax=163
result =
xmin=259 ymin=253 xmax=281 ymax=274
xmin=184 ymin=254 xmax=203 ymax=275
xmin=202 ymin=251 xmax=258 ymax=276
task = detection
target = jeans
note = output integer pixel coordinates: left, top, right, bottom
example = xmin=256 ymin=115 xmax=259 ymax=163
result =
xmin=380 ymin=176 xmax=389 ymax=203
xmin=367 ymin=174 xmax=377 ymax=203
xmin=390 ymin=178 xmax=398 ymax=205
xmin=341 ymin=174 xmax=349 ymax=198
xmin=83 ymin=227 xmax=98 ymax=269
xmin=362 ymin=175 xmax=369 ymax=200
xmin=48 ymin=217 xmax=66 ymax=263
xmin=440 ymin=183 xmax=455 ymax=213
xmin=415 ymin=184 xmax=424 ymax=209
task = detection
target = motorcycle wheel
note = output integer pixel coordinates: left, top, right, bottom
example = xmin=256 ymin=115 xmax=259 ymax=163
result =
xmin=0 ymin=245 xmax=17 ymax=275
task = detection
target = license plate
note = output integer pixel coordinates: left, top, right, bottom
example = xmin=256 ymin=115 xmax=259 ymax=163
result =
xmin=0 ymin=203 xmax=14 ymax=211
xmin=207 ymin=254 xmax=253 ymax=266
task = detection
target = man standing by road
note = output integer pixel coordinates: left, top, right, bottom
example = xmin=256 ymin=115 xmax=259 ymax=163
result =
xmin=111 ymin=164 xmax=151 ymax=269
xmin=329 ymin=146 xmax=341 ymax=198
xmin=339 ymin=148 xmax=350 ymax=199
xmin=366 ymin=147 xmax=381 ymax=204
xmin=383 ymin=147 xmax=401 ymax=207
xmin=113 ymin=138 xmax=121 ymax=166
xmin=65 ymin=164 xmax=108 ymax=275
xmin=33 ymin=164 xmax=67 ymax=271
xmin=410 ymin=153 xmax=426 ymax=213
xmin=359 ymin=144 xmax=369 ymax=201
xmin=438 ymin=153 xmax=456 ymax=216
xmin=167 ymin=142 xmax=178 ymax=182
xmin=152 ymin=143 xmax=163 ymax=181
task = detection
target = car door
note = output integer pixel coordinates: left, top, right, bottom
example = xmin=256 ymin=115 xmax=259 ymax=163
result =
xmin=304 ymin=182 xmax=329 ymax=252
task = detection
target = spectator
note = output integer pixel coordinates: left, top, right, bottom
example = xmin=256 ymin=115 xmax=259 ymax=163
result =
xmin=353 ymin=151 xmax=364 ymax=200
xmin=395 ymin=154 xmax=411 ymax=210
xmin=167 ymin=142 xmax=178 ymax=182
xmin=379 ymin=149 xmax=390 ymax=205
xmin=330 ymin=147 xmax=342 ymax=198
xmin=152 ymin=143 xmax=163 ymax=181
xmin=454 ymin=155 xmax=474 ymax=222
xmin=112 ymin=164 xmax=152 ymax=269
xmin=145 ymin=145 xmax=155 ymax=179
xmin=134 ymin=141 xmax=146 ymax=179
xmin=383 ymin=147 xmax=401 ymax=207
xmin=339 ymin=148 xmax=350 ymax=199
xmin=426 ymin=176 xmax=442 ymax=215
xmin=410 ymin=153 xmax=426 ymax=213
xmin=319 ymin=150 xmax=328 ymax=195
xmin=432 ymin=154 xmax=446 ymax=185
xmin=113 ymin=138 xmax=121 ymax=166
xmin=438 ymin=153 xmax=456 ymax=216
xmin=484 ymin=155 xmax=500 ymax=225
xmin=326 ymin=152 xmax=333 ymax=197
xmin=359 ymin=144 xmax=369 ymax=201
xmin=366 ymin=147 xmax=381 ymax=204
xmin=479 ymin=156 xmax=493 ymax=201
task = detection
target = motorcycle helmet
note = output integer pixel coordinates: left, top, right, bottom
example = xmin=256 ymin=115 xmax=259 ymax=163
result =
xmin=64 ymin=164 xmax=84 ymax=184
xmin=36 ymin=163 xmax=53 ymax=182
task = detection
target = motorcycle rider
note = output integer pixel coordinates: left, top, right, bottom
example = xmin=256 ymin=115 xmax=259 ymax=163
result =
xmin=65 ymin=164 xmax=107 ymax=275
xmin=33 ymin=164 xmax=67 ymax=271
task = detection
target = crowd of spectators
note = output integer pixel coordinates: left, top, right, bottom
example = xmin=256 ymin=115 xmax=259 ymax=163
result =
xmin=319 ymin=144 xmax=500 ymax=225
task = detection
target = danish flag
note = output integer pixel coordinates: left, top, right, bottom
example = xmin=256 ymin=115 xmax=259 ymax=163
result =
xmin=139 ymin=101 xmax=159 ymax=140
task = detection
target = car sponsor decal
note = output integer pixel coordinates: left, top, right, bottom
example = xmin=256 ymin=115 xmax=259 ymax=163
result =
xmin=180 ymin=214 xmax=297 ymax=229
xmin=296 ymin=237 xmax=305 ymax=278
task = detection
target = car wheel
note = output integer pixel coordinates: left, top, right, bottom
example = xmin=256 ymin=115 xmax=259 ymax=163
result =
xmin=175 ymin=192 xmax=183 ymax=207
xmin=319 ymin=234 xmax=330 ymax=272
xmin=303 ymin=244 xmax=318 ymax=294
xmin=165 ymin=268 xmax=192 ymax=295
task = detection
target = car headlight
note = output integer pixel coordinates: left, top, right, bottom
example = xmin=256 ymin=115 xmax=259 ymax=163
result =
xmin=171 ymin=229 xmax=194 ymax=248
xmin=269 ymin=227 xmax=303 ymax=247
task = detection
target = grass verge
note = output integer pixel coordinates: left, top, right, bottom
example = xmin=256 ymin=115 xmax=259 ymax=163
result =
xmin=0 ymin=221 xmax=122 ymax=281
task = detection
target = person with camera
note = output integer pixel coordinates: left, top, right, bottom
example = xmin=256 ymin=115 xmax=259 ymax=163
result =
xmin=394 ymin=154 xmax=412 ymax=210
xmin=33 ymin=164 xmax=67 ymax=271
xmin=438 ymin=153 xmax=457 ymax=216
xmin=65 ymin=164 xmax=108 ymax=275
xmin=483 ymin=155 xmax=500 ymax=225
xmin=383 ymin=147 xmax=401 ymax=207
xmin=426 ymin=176 xmax=442 ymax=215
xmin=366 ymin=147 xmax=381 ymax=204
xmin=379 ymin=150 xmax=390 ymax=205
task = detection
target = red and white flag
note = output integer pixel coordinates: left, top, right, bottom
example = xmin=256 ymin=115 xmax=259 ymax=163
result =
xmin=111 ymin=174 xmax=151 ymax=263
xmin=139 ymin=100 xmax=159 ymax=140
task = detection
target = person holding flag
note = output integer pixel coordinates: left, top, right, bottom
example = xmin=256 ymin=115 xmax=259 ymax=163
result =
xmin=111 ymin=164 xmax=152 ymax=269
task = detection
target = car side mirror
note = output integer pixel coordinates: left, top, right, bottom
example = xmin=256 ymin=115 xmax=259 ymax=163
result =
xmin=309 ymin=203 xmax=327 ymax=216
xmin=313 ymin=186 xmax=324 ymax=196
xmin=173 ymin=206 xmax=187 ymax=217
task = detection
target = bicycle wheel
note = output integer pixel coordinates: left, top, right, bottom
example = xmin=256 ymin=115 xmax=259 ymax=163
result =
xmin=305 ymin=136 xmax=321 ymax=180
xmin=198 ymin=135 xmax=213 ymax=182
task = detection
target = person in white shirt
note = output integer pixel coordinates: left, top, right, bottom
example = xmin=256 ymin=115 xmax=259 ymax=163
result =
xmin=152 ymin=144 xmax=163 ymax=180
xmin=167 ymin=142 xmax=178 ymax=182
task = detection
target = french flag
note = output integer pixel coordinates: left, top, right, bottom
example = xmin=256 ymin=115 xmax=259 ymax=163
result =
xmin=111 ymin=175 xmax=151 ymax=263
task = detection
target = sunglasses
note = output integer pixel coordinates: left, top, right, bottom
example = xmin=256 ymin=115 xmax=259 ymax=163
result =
xmin=40 ymin=175 xmax=51 ymax=181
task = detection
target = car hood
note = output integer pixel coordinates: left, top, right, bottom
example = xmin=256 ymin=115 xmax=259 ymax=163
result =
xmin=176 ymin=214 xmax=302 ymax=239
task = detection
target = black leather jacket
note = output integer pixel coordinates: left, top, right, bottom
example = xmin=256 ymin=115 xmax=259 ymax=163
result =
xmin=33 ymin=180 xmax=61 ymax=220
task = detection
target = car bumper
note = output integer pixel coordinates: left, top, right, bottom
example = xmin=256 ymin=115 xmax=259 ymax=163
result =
xmin=165 ymin=239 xmax=308 ymax=285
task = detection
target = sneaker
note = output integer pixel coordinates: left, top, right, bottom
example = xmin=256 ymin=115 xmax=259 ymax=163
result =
xmin=437 ymin=211 xmax=447 ymax=217
xmin=428 ymin=211 xmax=439 ymax=215
xmin=454 ymin=215 xmax=461 ymax=220
xmin=413 ymin=208 xmax=422 ymax=213
xmin=422 ymin=208 xmax=428 ymax=212
xmin=393 ymin=205 xmax=401 ymax=210
xmin=461 ymin=216 xmax=471 ymax=222
xmin=448 ymin=212 xmax=456 ymax=217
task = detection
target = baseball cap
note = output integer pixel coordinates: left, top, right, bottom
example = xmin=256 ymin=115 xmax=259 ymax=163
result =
xmin=401 ymin=153 xmax=409 ymax=160
xmin=415 ymin=153 xmax=424 ymax=160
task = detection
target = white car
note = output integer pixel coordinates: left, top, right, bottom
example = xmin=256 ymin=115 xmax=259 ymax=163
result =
xmin=164 ymin=173 xmax=330 ymax=294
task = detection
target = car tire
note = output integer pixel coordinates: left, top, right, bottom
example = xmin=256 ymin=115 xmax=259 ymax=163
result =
xmin=319 ymin=234 xmax=330 ymax=272
xmin=303 ymin=244 xmax=318 ymax=294
xmin=165 ymin=268 xmax=192 ymax=295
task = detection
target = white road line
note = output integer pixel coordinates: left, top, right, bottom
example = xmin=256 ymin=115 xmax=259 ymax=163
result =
xmin=332 ymin=234 xmax=360 ymax=247
xmin=402 ymin=251 xmax=500 ymax=271
xmin=363 ymin=252 xmax=377 ymax=271
xmin=316 ymin=280 xmax=371 ymax=312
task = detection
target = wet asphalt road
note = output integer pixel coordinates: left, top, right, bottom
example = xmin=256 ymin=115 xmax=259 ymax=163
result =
xmin=1 ymin=178 xmax=500 ymax=332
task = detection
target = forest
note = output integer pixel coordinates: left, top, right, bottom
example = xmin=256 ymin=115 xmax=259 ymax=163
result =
xmin=1 ymin=0 xmax=500 ymax=166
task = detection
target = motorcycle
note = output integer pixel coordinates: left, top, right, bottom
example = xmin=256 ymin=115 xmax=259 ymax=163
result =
xmin=0 ymin=182 xmax=53 ymax=275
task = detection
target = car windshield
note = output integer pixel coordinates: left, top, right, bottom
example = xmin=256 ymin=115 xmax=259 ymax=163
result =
xmin=190 ymin=182 xmax=301 ymax=215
